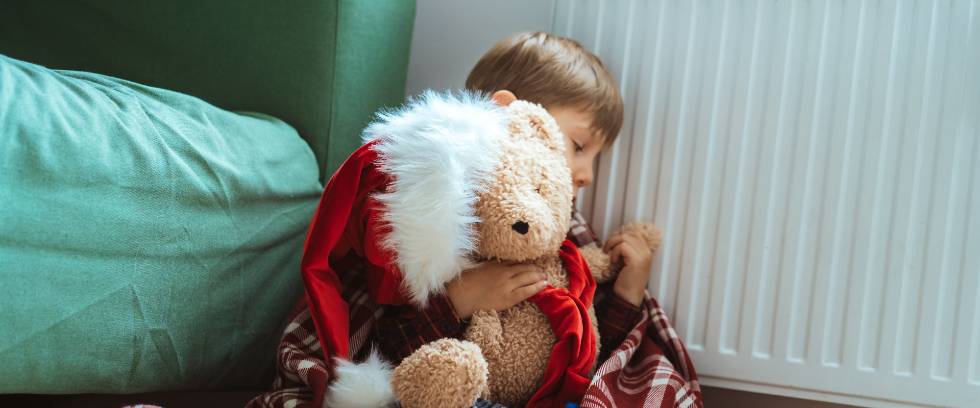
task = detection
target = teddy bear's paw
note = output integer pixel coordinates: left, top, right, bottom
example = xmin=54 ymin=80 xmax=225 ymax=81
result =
xmin=619 ymin=222 xmax=663 ymax=253
xmin=392 ymin=338 xmax=489 ymax=408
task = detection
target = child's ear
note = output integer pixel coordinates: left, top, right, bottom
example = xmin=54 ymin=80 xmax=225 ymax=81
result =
xmin=491 ymin=90 xmax=517 ymax=106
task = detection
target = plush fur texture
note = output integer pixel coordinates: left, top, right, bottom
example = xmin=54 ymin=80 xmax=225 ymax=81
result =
xmin=465 ymin=257 xmax=591 ymax=406
xmin=392 ymin=339 xmax=489 ymax=408
xmin=390 ymin=99 xmax=662 ymax=408
xmin=325 ymin=350 xmax=394 ymax=408
xmin=391 ymin=100 xmax=581 ymax=407
xmin=472 ymin=101 xmax=573 ymax=262
xmin=365 ymin=91 xmax=508 ymax=305
xmin=464 ymin=101 xmax=576 ymax=406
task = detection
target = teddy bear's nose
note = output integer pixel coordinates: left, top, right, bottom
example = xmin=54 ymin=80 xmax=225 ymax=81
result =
xmin=511 ymin=221 xmax=530 ymax=235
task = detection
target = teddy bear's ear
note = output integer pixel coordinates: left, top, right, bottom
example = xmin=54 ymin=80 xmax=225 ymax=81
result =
xmin=506 ymin=101 xmax=566 ymax=153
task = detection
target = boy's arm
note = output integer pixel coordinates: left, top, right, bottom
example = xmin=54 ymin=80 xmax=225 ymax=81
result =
xmin=374 ymin=294 xmax=468 ymax=364
xmin=595 ymin=283 xmax=644 ymax=362
xmin=567 ymin=208 xmax=646 ymax=360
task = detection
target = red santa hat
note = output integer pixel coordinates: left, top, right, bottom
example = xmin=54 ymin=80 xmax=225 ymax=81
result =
xmin=299 ymin=91 xmax=508 ymax=407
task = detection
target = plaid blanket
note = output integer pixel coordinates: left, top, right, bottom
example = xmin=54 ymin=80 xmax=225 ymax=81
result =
xmin=247 ymin=270 xmax=702 ymax=408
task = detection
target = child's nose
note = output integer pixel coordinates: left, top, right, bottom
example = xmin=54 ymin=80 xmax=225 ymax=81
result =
xmin=575 ymin=170 xmax=593 ymax=188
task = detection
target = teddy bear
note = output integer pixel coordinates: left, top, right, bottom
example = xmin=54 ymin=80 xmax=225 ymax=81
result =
xmin=388 ymin=99 xmax=661 ymax=408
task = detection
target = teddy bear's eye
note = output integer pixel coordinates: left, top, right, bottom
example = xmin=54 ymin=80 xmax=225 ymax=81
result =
xmin=535 ymin=186 xmax=543 ymax=195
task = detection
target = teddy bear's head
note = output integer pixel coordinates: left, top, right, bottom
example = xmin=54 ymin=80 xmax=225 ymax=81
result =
xmin=473 ymin=101 xmax=573 ymax=261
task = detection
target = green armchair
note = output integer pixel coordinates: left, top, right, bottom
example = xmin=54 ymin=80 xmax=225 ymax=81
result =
xmin=0 ymin=0 xmax=416 ymax=404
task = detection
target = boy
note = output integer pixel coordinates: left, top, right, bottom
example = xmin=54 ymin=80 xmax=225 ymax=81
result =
xmin=374 ymin=32 xmax=655 ymax=367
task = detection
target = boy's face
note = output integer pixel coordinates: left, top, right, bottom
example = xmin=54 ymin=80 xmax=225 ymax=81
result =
xmin=547 ymin=106 xmax=603 ymax=197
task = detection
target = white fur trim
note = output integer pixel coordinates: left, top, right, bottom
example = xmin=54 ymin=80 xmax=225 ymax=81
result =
xmin=325 ymin=350 xmax=395 ymax=408
xmin=364 ymin=90 xmax=506 ymax=305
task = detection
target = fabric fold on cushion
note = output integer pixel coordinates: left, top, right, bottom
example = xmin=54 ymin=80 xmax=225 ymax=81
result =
xmin=0 ymin=54 xmax=322 ymax=393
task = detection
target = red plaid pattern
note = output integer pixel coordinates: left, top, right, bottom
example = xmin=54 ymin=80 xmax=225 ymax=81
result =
xmin=374 ymin=293 xmax=465 ymax=363
xmin=248 ymin=267 xmax=382 ymax=408
xmin=594 ymin=286 xmax=643 ymax=364
xmin=248 ymin=211 xmax=702 ymax=407
xmin=583 ymin=295 xmax=702 ymax=408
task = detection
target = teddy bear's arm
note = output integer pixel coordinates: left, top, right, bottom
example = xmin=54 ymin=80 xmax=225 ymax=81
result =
xmin=580 ymin=243 xmax=616 ymax=284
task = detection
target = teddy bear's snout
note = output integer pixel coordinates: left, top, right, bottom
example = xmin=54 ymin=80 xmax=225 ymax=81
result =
xmin=511 ymin=220 xmax=530 ymax=235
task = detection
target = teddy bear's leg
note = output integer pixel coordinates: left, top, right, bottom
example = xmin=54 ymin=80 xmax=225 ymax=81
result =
xmin=392 ymin=338 xmax=489 ymax=408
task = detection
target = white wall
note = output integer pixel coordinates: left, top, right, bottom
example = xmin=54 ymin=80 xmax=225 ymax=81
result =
xmin=405 ymin=0 xmax=555 ymax=96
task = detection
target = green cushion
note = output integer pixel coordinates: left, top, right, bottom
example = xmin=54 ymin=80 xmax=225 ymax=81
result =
xmin=0 ymin=0 xmax=416 ymax=177
xmin=0 ymin=55 xmax=322 ymax=393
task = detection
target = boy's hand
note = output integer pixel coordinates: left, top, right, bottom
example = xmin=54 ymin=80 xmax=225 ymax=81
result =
xmin=604 ymin=230 xmax=654 ymax=307
xmin=445 ymin=261 xmax=548 ymax=319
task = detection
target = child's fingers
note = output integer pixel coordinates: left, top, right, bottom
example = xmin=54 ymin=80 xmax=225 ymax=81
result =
xmin=616 ymin=234 xmax=652 ymax=260
xmin=511 ymin=280 xmax=548 ymax=303
xmin=622 ymin=234 xmax=649 ymax=253
xmin=626 ymin=230 xmax=657 ymax=251
xmin=620 ymin=241 xmax=642 ymax=263
xmin=504 ymin=263 xmax=540 ymax=278
xmin=621 ymin=230 xmax=642 ymax=244
xmin=609 ymin=245 xmax=623 ymax=264
xmin=612 ymin=240 xmax=643 ymax=265
xmin=508 ymin=268 xmax=546 ymax=290
xmin=603 ymin=233 xmax=626 ymax=252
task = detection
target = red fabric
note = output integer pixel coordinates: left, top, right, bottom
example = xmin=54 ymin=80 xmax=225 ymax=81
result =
xmin=594 ymin=286 xmax=644 ymax=362
xmin=246 ymin=280 xmax=702 ymax=408
xmin=249 ymin=208 xmax=702 ymax=407
xmin=263 ymin=142 xmax=703 ymax=408
xmin=581 ymin=295 xmax=702 ymax=408
xmin=301 ymin=140 xmax=601 ymax=407
xmin=524 ymin=241 xmax=597 ymax=408
xmin=298 ymin=141 xmax=406 ymax=405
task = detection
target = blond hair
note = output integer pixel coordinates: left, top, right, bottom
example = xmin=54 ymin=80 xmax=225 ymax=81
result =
xmin=466 ymin=32 xmax=624 ymax=145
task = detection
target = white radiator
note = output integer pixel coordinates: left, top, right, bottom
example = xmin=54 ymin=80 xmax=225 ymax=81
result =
xmin=553 ymin=1 xmax=980 ymax=406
